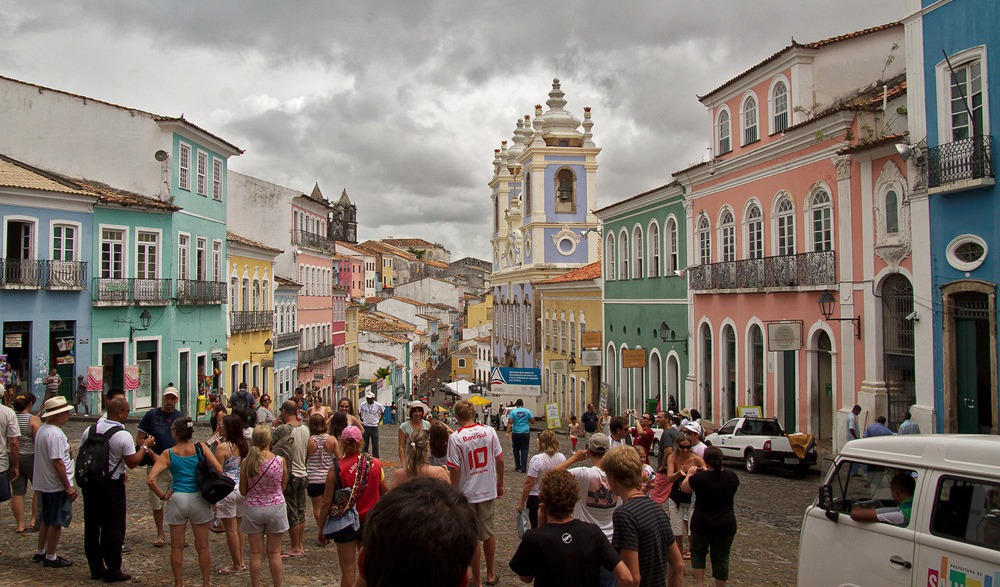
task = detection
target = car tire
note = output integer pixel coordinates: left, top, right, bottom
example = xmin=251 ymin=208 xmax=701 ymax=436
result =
xmin=745 ymin=449 xmax=760 ymax=474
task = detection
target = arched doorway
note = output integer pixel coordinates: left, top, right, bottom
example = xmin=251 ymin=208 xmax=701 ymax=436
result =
xmin=722 ymin=325 xmax=737 ymax=421
xmin=810 ymin=330 xmax=833 ymax=441
xmin=666 ymin=355 xmax=679 ymax=409
xmin=942 ymin=281 xmax=998 ymax=434
xmin=749 ymin=325 xmax=765 ymax=409
xmin=649 ymin=352 xmax=662 ymax=410
xmin=700 ymin=323 xmax=713 ymax=420
xmin=882 ymin=274 xmax=916 ymax=429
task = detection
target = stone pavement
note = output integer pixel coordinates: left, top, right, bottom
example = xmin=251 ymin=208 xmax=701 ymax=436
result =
xmin=0 ymin=417 xmax=821 ymax=586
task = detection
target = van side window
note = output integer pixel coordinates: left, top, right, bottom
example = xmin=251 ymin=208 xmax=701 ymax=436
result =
xmin=827 ymin=461 xmax=916 ymax=523
xmin=931 ymin=476 xmax=1000 ymax=550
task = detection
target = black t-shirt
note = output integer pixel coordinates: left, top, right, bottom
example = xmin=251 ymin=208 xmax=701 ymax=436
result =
xmin=688 ymin=468 xmax=739 ymax=537
xmin=581 ymin=411 xmax=599 ymax=433
xmin=137 ymin=407 xmax=185 ymax=454
xmin=611 ymin=496 xmax=676 ymax=587
xmin=509 ymin=519 xmax=621 ymax=587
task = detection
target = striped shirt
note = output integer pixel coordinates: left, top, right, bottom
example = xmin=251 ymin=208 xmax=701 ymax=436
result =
xmin=612 ymin=495 xmax=676 ymax=587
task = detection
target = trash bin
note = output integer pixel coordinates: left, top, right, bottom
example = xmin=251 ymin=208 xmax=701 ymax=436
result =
xmin=644 ymin=398 xmax=658 ymax=416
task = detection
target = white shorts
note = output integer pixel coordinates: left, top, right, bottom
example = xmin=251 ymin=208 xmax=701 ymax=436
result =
xmin=215 ymin=487 xmax=244 ymax=519
xmin=668 ymin=499 xmax=692 ymax=538
xmin=242 ymin=503 xmax=289 ymax=535
xmin=148 ymin=467 xmax=172 ymax=511
xmin=164 ymin=491 xmax=214 ymax=526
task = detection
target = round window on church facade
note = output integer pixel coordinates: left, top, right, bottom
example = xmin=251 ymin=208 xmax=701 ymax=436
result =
xmin=946 ymin=234 xmax=988 ymax=272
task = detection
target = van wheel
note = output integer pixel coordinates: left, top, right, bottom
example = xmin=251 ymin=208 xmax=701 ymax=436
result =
xmin=745 ymin=450 xmax=760 ymax=474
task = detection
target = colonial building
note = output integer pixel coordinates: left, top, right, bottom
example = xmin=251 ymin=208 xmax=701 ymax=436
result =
xmin=327 ymin=188 xmax=357 ymax=244
xmin=226 ymin=231 xmax=281 ymax=398
xmin=272 ymin=276 xmax=301 ymax=403
xmin=489 ymin=79 xmax=600 ymax=371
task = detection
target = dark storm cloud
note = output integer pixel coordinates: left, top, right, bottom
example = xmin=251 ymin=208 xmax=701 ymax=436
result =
xmin=2 ymin=0 xmax=904 ymax=257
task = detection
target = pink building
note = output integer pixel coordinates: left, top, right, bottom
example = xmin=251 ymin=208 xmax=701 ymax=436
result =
xmin=292 ymin=195 xmax=336 ymax=399
xmin=673 ymin=23 xmax=915 ymax=452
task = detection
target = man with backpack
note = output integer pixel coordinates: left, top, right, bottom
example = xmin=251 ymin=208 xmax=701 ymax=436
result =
xmin=78 ymin=397 xmax=154 ymax=582
xmin=228 ymin=382 xmax=256 ymax=421
xmin=273 ymin=400 xmax=309 ymax=558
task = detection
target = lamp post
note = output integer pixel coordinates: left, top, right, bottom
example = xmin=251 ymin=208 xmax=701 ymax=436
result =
xmin=657 ymin=321 xmax=688 ymax=353
xmin=817 ymin=291 xmax=861 ymax=339
xmin=250 ymin=338 xmax=273 ymax=360
xmin=128 ymin=309 xmax=153 ymax=342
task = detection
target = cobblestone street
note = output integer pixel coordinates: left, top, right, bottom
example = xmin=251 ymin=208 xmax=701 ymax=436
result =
xmin=0 ymin=417 xmax=822 ymax=586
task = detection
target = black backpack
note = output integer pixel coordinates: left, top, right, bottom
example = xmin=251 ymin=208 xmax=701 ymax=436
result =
xmin=231 ymin=390 xmax=252 ymax=418
xmin=75 ymin=423 xmax=124 ymax=489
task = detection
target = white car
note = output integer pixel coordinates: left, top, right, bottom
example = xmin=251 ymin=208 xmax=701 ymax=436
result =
xmin=704 ymin=416 xmax=817 ymax=474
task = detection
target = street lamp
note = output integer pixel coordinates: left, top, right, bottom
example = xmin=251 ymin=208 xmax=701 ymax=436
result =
xmin=128 ymin=309 xmax=153 ymax=341
xmin=817 ymin=291 xmax=861 ymax=339
xmin=250 ymin=338 xmax=273 ymax=360
xmin=657 ymin=321 xmax=688 ymax=352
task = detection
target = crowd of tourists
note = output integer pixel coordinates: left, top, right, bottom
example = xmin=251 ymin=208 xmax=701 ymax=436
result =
xmin=0 ymin=378 xmax=742 ymax=587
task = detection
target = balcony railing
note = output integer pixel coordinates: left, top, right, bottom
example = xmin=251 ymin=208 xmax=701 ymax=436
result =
xmin=300 ymin=344 xmax=335 ymax=364
xmin=689 ymin=250 xmax=836 ymax=292
xmin=928 ymin=136 xmax=994 ymax=190
xmin=93 ymin=277 xmax=173 ymax=304
xmin=335 ymin=366 xmax=348 ymax=381
xmin=1 ymin=259 xmax=44 ymax=288
xmin=291 ymin=229 xmax=336 ymax=252
xmin=275 ymin=330 xmax=302 ymax=349
xmin=44 ymin=260 xmax=87 ymax=289
xmin=230 ymin=310 xmax=272 ymax=333
xmin=177 ymin=280 xmax=226 ymax=304
xmin=347 ymin=365 xmax=359 ymax=379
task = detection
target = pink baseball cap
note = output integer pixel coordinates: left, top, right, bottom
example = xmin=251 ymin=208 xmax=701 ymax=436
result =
xmin=342 ymin=425 xmax=363 ymax=442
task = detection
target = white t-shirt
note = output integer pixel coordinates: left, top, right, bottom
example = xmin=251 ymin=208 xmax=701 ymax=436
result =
xmin=526 ymin=452 xmax=567 ymax=496
xmin=847 ymin=412 xmax=859 ymax=442
xmin=568 ymin=465 xmax=619 ymax=540
xmin=0 ymin=404 xmax=19 ymax=473
xmin=34 ymin=423 xmax=72 ymax=492
xmin=359 ymin=401 xmax=384 ymax=427
xmin=692 ymin=441 xmax=707 ymax=458
xmin=80 ymin=417 xmax=137 ymax=481
xmin=447 ymin=423 xmax=503 ymax=504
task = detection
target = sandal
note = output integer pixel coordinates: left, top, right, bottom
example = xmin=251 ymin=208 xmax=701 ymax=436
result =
xmin=682 ymin=549 xmax=691 ymax=560
xmin=219 ymin=567 xmax=244 ymax=575
xmin=152 ymin=535 xmax=166 ymax=548
xmin=484 ymin=575 xmax=500 ymax=586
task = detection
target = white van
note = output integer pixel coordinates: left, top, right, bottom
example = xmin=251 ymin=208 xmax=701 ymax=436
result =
xmin=798 ymin=435 xmax=1000 ymax=586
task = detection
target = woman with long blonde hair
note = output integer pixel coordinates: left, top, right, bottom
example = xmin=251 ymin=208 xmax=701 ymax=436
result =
xmin=517 ymin=429 xmax=566 ymax=528
xmin=389 ymin=428 xmax=450 ymax=489
xmin=239 ymin=425 xmax=289 ymax=587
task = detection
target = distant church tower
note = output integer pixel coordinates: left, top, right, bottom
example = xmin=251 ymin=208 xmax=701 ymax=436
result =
xmin=490 ymin=79 xmax=600 ymax=369
xmin=328 ymin=189 xmax=358 ymax=243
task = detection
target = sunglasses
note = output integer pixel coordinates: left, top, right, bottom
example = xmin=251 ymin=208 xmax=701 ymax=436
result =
xmin=678 ymin=445 xmax=692 ymax=450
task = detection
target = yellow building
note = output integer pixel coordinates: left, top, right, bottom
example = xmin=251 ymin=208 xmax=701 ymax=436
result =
xmin=226 ymin=232 xmax=282 ymax=399
xmin=535 ymin=262 xmax=603 ymax=422
xmin=465 ymin=291 xmax=493 ymax=328
xmin=451 ymin=343 xmax=476 ymax=382
xmin=343 ymin=300 xmax=361 ymax=406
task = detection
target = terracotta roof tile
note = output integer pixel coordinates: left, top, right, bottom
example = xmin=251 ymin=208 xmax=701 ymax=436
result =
xmin=425 ymin=260 xmax=448 ymax=268
xmin=226 ymin=231 xmax=283 ymax=254
xmin=359 ymin=314 xmax=412 ymax=333
xmin=274 ymin=276 xmax=302 ymax=288
xmin=381 ymin=238 xmax=435 ymax=248
xmin=75 ymin=178 xmax=179 ymax=212
xmin=836 ymin=132 xmax=908 ymax=155
xmin=0 ymin=155 xmax=99 ymax=198
xmin=360 ymin=349 xmax=398 ymax=361
xmin=538 ymin=262 xmax=602 ymax=284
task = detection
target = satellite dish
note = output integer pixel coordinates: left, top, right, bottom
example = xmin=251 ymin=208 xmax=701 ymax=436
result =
xmin=154 ymin=150 xmax=168 ymax=162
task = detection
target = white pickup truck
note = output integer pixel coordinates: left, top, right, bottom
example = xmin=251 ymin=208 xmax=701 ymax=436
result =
xmin=704 ymin=416 xmax=817 ymax=475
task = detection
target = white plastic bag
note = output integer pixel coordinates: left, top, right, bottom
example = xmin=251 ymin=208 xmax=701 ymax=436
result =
xmin=516 ymin=508 xmax=530 ymax=538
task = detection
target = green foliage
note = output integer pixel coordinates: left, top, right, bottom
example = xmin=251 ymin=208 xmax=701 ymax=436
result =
xmin=407 ymin=247 xmax=425 ymax=259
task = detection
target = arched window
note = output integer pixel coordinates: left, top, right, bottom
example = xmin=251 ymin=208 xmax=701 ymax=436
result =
xmin=697 ymin=216 xmax=711 ymax=264
xmin=513 ymin=297 xmax=520 ymax=346
xmin=619 ymin=230 xmax=629 ymax=280
xmin=717 ymin=109 xmax=731 ymax=155
xmin=666 ymin=218 xmax=679 ymax=273
xmin=524 ymin=171 xmax=532 ymax=216
xmin=811 ymin=190 xmax=833 ymax=251
xmin=544 ymin=311 xmax=550 ymax=350
xmin=554 ymin=168 xmax=576 ymax=214
xmin=632 ymin=226 xmax=644 ymax=278
xmin=569 ymin=314 xmax=577 ymax=357
xmin=742 ymin=95 xmax=759 ymax=145
xmin=605 ymin=233 xmax=616 ymax=281
xmin=524 ymin=299 xmax=532 ymax=351
xmin=230 ymin=276 xmax=238 ymax=308
xmin=776 ymin=197 xmax=795 ymax=256
xmin=885 ymin=189 xmax=899 ymax=234
xmin=772 ymin=81 xmax=789 ymax=133
xmin=578 ymin=313 xmax=586 ymax=357
xmin=746 ymin=204 xmax=763 ymax=259
xmin=648 ymin=222 xmax=660 ymax=277
xmin=242 ymin=278 xmax=250 ymax=311
xmin=253 ymin=279 xmax=261 ymax=311
xmin=720 ymin=210 xmax=736 ymax=262
xmin=560 ymin=312 xmax=568 ymax=355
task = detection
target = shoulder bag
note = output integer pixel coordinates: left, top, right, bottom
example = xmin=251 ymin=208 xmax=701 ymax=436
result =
xmin=195 ymin=443 xmax=236 ymax=504
xmin=322 ymin=453 xmax=374 ymax=537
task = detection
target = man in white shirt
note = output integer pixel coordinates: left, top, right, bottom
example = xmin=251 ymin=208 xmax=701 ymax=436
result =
xmin=0 ymin=396 xmax=19 ymax=508
xmin=683 ymin=422 xmax=707 ymax=458
xmin=846 ymin=404 xmax=861 ymax=443
xmin=80 ymin=397 xmax=155 ymax=582
xmin=277 ymin=400 xmax=311 ymax=558
xmin=448 ymin=399 xmax=504 ymax=587
xmin=359 ymin=391 xmax=385 ymax=458
xmin=32 ymin=397 xmax=76 ymax=568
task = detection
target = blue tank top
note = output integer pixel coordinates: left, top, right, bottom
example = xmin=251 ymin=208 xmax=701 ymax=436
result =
xmin=169 ymin=448 xmax=201 ymax=493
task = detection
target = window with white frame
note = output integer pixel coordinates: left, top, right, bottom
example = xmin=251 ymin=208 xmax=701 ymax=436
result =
xmin=545 ymin=312 xmax=550 ymax=349
xmin=811 ymin=190 xmax=833 ymax=251
xmin=746 ymin=204 xmax=763 ymax=260
xmin=52 ymin=224 xmax=77 ymax=261
xmin=632 ymin=226 xmax=644 ymax=278
xmin=195 ymin=237 xmax=207 ymax=280
xmin=947 ymin=57 xmax=985 ymax=141
xmin=772 ymin=81 xmax=789 ymax=133
xmin=212 ymin=241 xmax=222 ymax=281
xmin=212 ymin=159 xmax=223 ymax=201
xmin=648 ymin=222 xmax=660 ymax=277
xmin=101 ymin=228 xmax=125 ymax=279
xmin=253 ymin=279 xmax=261 ymax=311
xmin=776 ymin=197 xmax=795 ymax=256
xmin=514 ymin=297 xmax=521 ymax=346
xmin=742 ymin=95 xmax=759 ymax=145
xmin=666 ymin=218 xmax=678 ymax=273
xmin=569 ymin=315 xmax=576 ymax=357
xmin=717 ymin=109 xmax=731 ymax=155
xmin=136 ymin=231 xmax=158 ymax=279
xmin=697 ymin=216 xmax=711 ymax=264
xmin=263 ymin=279 xmax=269 ymax=311
xmin=242 ymin=278 xmax=251 ymax=311
xmin=720 ymin=210 xmax=736 ymax=262
xmin=606 ymin=233 xmax=616 ymax=280
xmin=524 ymin=300 xmax=532 ymax=351
xmin=578 ymin=315 xmax=586 ymax=356
xmin=230 ymin=276 xmax=238 ymax=307
xmin=619 ymin=231 xmax=629 ymax=280
xmin=885 ymin=189 xmax=900 ymax=234
xmin=196 ymin=152 xmax=208 ymax=196
xmin=178 ymin=234 xmax=190 ymax=280
xmin=560 ymin=314 xmax=567 ymax=355
xmin=178 ymin=143 xmax=191 ymax=191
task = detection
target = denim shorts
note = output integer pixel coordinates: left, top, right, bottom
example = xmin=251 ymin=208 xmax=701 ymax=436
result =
xmin=39 ymin=490 xmax=72 ymax=527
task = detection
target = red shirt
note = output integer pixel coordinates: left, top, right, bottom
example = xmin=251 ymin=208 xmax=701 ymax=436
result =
xmin=631 ymin=427 xmax=654 ymax=463
xmin=338 ymin=453 xmax=383 ymax=521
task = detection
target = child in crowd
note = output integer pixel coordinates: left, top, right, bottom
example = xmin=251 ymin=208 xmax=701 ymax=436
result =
xmin=568 ymin=416 xmax=581 ymax=450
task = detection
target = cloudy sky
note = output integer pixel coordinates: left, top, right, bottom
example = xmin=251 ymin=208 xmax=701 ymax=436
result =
xmin=2 ymin=0 xmax=903 ymax=260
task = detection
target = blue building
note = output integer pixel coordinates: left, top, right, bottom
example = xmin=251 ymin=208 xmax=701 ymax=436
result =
xmin=272 ymin=276 xmax=301 ymax=404
xmin=906 ymin=0 xmax=998 ymax=433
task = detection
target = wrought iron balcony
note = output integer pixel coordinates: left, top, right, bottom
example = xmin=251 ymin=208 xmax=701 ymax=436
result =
xmin=230 ymin=310 xmax=272 ymax=333
xmin=335 ymin=366 xmax=348 ymax=381
xmin=291 ymin=229 xmax=336 ymax=252
xmin=1 ymin=259 xmax=44 ymax=288
xmin=275 ymin=330 xmax=302 ymax=349
xmin=177 ymin=280 xmax=227 ymax=304
xmin=93 ymin=277 xmax=173 ymax=305
xmin=300 ymin=344 xmax=335 ymax=364
xmin=928 ymin=136 xmax=994 ymax=192
xmin=44 ymin=260 xmax=87 ymax=289
xmin=689 ymin=250 xmax=836 ymax=292
xmin=347 ymin=365 xmax=359 ymax=379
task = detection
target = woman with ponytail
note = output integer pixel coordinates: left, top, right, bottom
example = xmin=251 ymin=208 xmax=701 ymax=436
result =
xmin=214 ymin=414 xmax=250 ymax=574
xmin=240 ymin=424 xmax=289 ymax=587
xmin=389 ymin=428 xmax=450 ymax=490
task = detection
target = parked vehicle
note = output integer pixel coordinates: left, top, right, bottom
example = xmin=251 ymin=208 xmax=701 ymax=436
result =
xmin=495 ymin=406 xmax=513 ymax=431
xmin=704 ymin=417 xmax=817 ymax=474
xmin=798 ymin=435 xmax=1000 ymax=586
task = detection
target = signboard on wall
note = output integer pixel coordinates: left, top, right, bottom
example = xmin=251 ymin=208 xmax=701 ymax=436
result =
xmin=581 ymin=331 xmax=602 ymax=349
xmin=489 ymin=367 xmax=541 ymax=397
xmin=581 ymin=349 xmax=602 ymax=366
xmin=737 ymin=406 xmax=763 ymax=418
xmin=767 ymin=322 xmax=802 ymax=352
xmin=550 ymin=359 xmax=568 ymax=374
xmin=545 ymin=402 xmax=561 ymax=429
xmin=622 ymin=349 xmax=647 ymax=368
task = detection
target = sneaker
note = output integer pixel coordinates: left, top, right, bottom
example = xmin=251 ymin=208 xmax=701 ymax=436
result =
xmin=103 ymin=572 xmax=132 ymax=583
xmin=31 ymin=553 xmax=45 ymax=563
xmin=120 ymin=546 xmax=131 ymax=555
xmin=43 ymin=555 xmax=74 ymax=568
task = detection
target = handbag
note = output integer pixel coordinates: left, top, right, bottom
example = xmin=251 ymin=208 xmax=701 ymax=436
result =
xmin=194 ymin=443 xmax=236 ymax=504
xmin=322 ymin=454 xmax=373 ymax=537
